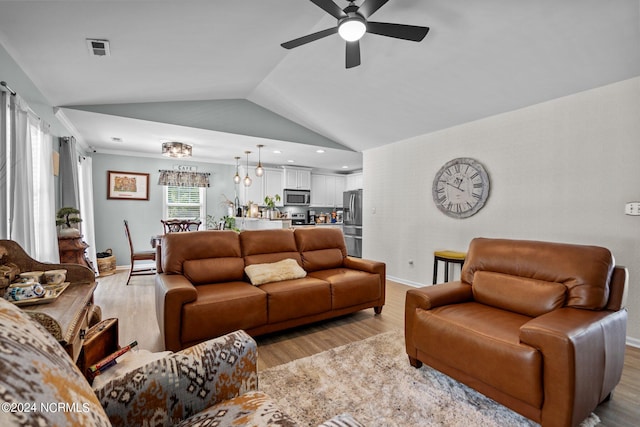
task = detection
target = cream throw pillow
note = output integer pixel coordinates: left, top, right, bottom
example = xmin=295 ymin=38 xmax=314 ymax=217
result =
xmin=244 ymin=258 xmax=307 ymax=285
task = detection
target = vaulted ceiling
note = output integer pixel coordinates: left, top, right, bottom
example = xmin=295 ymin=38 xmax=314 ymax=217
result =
xmin=0 ymin=0 xmax=638 ymax=172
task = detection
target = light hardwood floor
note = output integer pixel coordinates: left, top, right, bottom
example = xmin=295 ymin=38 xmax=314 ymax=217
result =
xmin=95 ymin=269 xmax=639 ymax=426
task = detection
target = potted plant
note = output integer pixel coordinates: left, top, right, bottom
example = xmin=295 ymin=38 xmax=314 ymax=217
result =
xmin=263 ymin=194 xmax=281 ymax=219
xmin=56 ymin=207 xmax=82 ymax=237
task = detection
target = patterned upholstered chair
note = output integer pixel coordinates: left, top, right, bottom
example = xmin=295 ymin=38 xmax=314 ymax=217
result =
xmin=0 ymin=297 xmax=297 ymax=426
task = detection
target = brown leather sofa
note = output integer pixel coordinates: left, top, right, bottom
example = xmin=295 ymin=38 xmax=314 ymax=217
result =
xmin=405 ymin=237 xmax=628 ymax=427
xmin=156 ymin=227 xmax=385 ymax=351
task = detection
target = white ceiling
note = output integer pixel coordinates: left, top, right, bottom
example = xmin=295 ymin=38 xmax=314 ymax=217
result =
xmin=0 ymin=0 xmax=638 ymax=172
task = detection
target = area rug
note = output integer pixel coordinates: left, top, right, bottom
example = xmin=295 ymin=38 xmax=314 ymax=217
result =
xmin=258 ymin=330 xmax=600 ymax=427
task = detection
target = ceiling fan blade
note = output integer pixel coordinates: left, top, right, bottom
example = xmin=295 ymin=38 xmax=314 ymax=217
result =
xmin=281 ymin=27 xmax=338 ymax=49
xmin=358 ymin=0 xmax=389 ymax=19
xmin=366 ymin=22 xmax=430 ymax=42
xmin=310 ymin=0 xmax=347 ymax=19
xmin=346 ymin=41 xmax=361 ymax=68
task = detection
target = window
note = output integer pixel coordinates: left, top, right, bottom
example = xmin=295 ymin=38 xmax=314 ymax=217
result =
xmin=163 ymin=186 xmax=206 ymax=220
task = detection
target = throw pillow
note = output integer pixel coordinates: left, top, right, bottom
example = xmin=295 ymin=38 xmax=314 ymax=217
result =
xmin=244 ymin=258 xmax=307 ymax=285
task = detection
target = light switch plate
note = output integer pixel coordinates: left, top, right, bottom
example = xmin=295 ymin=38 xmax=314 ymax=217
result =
xmin=625 ymin=202 xmax=640 ymax=216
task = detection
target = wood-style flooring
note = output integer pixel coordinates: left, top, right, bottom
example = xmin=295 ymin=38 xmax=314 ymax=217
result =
xmin=94 ymin=269 xmax=640 ymax=426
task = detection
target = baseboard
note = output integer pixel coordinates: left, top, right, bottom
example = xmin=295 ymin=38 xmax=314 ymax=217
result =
xmin=387 ymin=275 xmax=640 ymax=349
xmin=386 ymin=275 xmax=428 ymax=288
xmin=626 ymin=336 xmax=640 ymax=348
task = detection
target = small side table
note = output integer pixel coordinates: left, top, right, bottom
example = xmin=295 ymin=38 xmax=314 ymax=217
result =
xmin=433 ymin=250 xmax=466 ymax=284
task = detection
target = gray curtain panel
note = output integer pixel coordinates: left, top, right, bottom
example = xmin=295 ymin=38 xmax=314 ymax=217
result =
xmin=59 ymin=136 xmax=80 ymax=209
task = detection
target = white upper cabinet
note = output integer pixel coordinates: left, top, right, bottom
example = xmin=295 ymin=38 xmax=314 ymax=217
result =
xmin=239 ymin=167 xmax=284 ymax=206
xmin=345 ymin=172 xmax=363 ymax=191
xmin=283 ymin=167 xmax=311 ymax=190
xmin=311 ymin=173 xmax=346 ymax=207
xmin=264 ymin=168 xmax=284 ymax=206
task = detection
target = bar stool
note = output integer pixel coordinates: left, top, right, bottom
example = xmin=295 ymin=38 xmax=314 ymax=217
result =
xmin=433 ymin=250 xmax=466 ymax=284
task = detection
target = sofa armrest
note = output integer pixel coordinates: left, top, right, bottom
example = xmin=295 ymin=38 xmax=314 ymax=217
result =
xmin=519 ymin=307 xmax=627 ymax=427
xmin=405 ymin=281 xmax=472 ymax=359
xmin=343 ymin=256 xmax=385 ymax=277
xmin=155 ymin=273 xmax=198 ymax=351
xmin=94 ymin=330 xmax=258 ymax=427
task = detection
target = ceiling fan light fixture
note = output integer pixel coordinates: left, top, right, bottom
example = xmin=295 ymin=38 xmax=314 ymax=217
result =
xmin=338 ymin=16 xmax=367 ymax=42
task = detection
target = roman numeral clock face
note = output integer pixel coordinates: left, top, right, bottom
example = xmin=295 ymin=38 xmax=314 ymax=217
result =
xmin=432 ymin=158 xmax=490 ymax=219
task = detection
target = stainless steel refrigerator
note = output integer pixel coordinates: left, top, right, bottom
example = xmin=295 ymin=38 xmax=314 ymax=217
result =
xmin=343 ymin=189 xmax=363 ymax=258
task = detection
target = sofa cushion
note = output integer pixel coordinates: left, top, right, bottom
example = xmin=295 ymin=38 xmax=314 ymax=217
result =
xmin=184 ymin=257 xmax=245 ymax=285
xmin=182 ymin=282 xmax=267 ymax=344
xmin=473 ymin=271 xmax=566 ymax=317
xmin=241 ymin=229 xmax=302 ymax=266
xmin=162 ymin=230 xmax=242 ymax=275
xmin=244 ymin=258 xmax=307 ymax=285
xmin=259 ymin=277 xmax=332 ymax=323
xmin=461 ymin=238 xmax=614 ymax=310
xmin=294 ymin=227 xmax=347 ymax=272
xmin=413 ymin=302 xmax=543 ymax=408
xmin=309 ymin=268 xmax=381 ymax=309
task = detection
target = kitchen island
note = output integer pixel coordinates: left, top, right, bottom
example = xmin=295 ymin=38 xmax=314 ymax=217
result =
xmin=234 ymin=217 xmax=292 ymax=231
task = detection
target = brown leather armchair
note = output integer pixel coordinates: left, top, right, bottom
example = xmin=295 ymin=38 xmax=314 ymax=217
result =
xmin=405 ymin=238 xmax=628 ymax=427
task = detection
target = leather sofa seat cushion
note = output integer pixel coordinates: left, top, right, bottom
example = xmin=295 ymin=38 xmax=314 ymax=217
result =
xmin=461 ymin=238 xmax=614 ymax=309
xmin=295 ymin=227 xmax=348 ymax=272
xmin=162 ymin=231 xmax=241 ymax=274
xmin=309 ymin=268 xmax=381 ymax=309
xmin=472 ymin=271 xmax=566 ymax=317
xmin=413 ymin=302 xmax=543 ymax=408
xmin=184 ymin=257 xmax=245 ymax=285
xmin=259 ymin=277 xmax=331 ymax=323
xmin=182 ymin=282 xmax=267 ymax=343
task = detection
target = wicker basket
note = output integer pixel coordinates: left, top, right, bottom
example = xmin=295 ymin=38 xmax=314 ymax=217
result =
xmin=97 ymin=249 xmax=116 ymax=277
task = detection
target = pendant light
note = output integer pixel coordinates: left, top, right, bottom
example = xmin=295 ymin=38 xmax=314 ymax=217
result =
xmin=255 ymin=144 xmax=264 ymax=177
xmin=233 ymin=156 xmax=241 ymax=184
xmin=243 ymin=151 xmax=252 ymax=187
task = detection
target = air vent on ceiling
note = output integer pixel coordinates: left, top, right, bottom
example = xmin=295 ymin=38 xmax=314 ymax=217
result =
xmin=86 ymin=39 xmax=111 ymax=57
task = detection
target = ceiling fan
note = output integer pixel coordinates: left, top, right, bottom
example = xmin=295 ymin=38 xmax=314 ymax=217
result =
xmin=281 ymin=0 xmax=429 ymax=69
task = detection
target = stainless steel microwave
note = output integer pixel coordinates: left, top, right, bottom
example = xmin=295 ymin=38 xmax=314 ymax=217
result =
xmin=283 ymin=189 xmax=311 ymax=206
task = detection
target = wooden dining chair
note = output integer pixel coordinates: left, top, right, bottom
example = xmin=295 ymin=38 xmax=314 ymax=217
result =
xmin=124 ymin=219 xmax=156 ymax=285
xmin=161 ymin=219 xmax=201 ymax=233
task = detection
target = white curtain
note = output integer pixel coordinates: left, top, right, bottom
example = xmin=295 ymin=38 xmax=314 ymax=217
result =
xmin=9 ymin=96 xmax=35 ymax=252
xmin=31 ymin=120 xmax=58 ymax=262
xmin=78 ymin=155 xmax=97 ymax=271
xmin=6 ymin=95 xmax=58 ymax=261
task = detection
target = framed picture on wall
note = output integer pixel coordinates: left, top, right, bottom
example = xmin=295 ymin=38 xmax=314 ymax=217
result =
xmin=107 ymin=170 xmax=149 ymax=200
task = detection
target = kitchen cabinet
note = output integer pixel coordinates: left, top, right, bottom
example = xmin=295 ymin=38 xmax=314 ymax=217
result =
xmin=239 ymin=167 xmax=284 ymax=207
xmin=263 ymin=168 xmax=284 ymax=205
xmin=311 ymin=173 xmax=346 ymax=207
xmin=345 ymin=172 xmax=363 ymax=191
xmin=283 ymin=166 xmax=311 ymax=190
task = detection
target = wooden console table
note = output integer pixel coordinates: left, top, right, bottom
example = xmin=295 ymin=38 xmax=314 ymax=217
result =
xmin=1 ymin=239 xmax=101 ymax=362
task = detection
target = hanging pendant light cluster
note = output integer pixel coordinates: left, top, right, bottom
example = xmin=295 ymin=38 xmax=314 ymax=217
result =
xmin=232 ymin=145 xmax=268 ymax=186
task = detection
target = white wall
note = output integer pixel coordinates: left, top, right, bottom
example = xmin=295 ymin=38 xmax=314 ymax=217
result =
xmin=92 ymin=153 xmax=237 ymax=265
xmin=364 ymin=77 xmax=640 ymax=344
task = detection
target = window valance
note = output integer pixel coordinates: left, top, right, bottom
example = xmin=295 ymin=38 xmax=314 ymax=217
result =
xmin=157 ymin=170 xmax=210 ymax=187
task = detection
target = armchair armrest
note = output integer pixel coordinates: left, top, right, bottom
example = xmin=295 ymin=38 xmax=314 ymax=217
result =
xmin=155 ymin=273 xmax=198 ymax=351
xmin=94 ymin=330 xmax=258 ymax=427
xmin=519 ymin=307 xmax=627 ymax=427
xmin=405 ymin=281 xmax=472 ymax=359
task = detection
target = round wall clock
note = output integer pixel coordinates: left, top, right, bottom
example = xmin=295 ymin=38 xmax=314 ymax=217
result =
xmin=432 ymin=157 xmax=490 ymax=219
